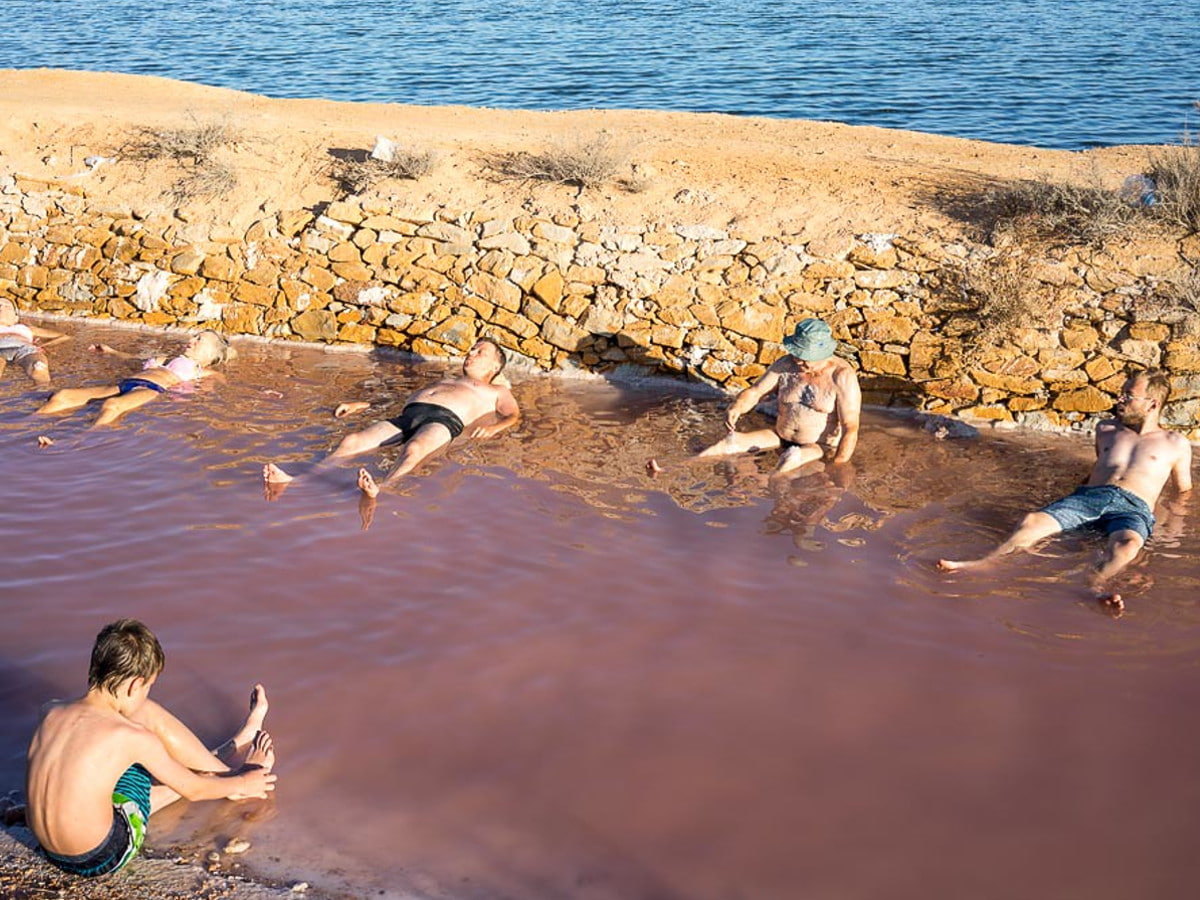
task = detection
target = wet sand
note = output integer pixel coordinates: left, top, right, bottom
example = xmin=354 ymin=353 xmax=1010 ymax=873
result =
xmin=2 ymin=319 xmax=1200 ymax=899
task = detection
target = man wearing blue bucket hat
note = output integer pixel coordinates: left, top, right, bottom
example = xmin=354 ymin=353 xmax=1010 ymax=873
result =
xmin=694 ymin=317 xmax=861 ymax=473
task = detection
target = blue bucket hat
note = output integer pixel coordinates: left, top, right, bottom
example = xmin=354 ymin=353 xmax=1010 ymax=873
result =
xmin=782 ymin=318 xmax=836 ymax=361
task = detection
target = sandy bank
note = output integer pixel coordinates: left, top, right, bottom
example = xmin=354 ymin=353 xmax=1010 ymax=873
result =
xmin=0 ymin=68 xmax=1156 ymax=241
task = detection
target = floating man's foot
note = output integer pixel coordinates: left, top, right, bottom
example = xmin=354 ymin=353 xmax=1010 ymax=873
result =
xmin=358 ymin=468 xmax=380 ymax=499
xmin=645 ymin=458 xmax=663 ymax=478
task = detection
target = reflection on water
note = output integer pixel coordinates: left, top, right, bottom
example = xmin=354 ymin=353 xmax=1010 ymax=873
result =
xmin=3 ymin=322 xmax=1200 ymax=900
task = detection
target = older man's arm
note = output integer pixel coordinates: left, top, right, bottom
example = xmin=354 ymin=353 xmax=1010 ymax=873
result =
xmin=724 ymin=367 xmax=782 ymax=432
xmin=831 ymin=366 xmax=862 ymax=464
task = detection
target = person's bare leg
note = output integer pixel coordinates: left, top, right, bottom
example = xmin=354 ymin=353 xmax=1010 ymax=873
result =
xmin=92 ymin=388 xmax=162 ymax=427
xmin=774 ymin=443 xmax=824 ymax=476
xmin=375 ymin=423 xmax=453 ymax=489
xmin=695 ymin=428 xmax=782 ymax=459
xmin=1091 ymin=529 xmax=1145 ymax=614
xmin=36 ymin=385 xmax=120 ymax=415
xmin=650 ymin=427 xmax=784 ymax=474
xmin=264 ymin=421 xmax=402 ymax=488
xmin=130 ymin=684 xmax=270 ymax=773
xmin=938 ymin=511 xmax=1063 ymax=571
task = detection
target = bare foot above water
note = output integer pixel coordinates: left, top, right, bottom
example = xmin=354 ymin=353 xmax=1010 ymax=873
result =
xmin=936 ymin=558 xmax=983 ymax=572
xmin=244 ymin=730 xmax=275 ymax=772
xmin=358 ymin=468 xmax=380 ymax=499
xmin=645 ymin=458 xmax=663 ymax=477
xmin=231 ymin=684 xmax=270 ymax=756
xmin=262 ymin=463 xmax=294 ymax=485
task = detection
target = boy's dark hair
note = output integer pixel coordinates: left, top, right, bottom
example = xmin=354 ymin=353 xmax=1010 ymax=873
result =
xmin=478 ymin=337 xmax=507 ymax=374
xmin=88 ymin=619 xmax=165 ymax=695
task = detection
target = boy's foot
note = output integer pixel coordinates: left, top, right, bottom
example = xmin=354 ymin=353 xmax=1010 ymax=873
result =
xmin=645 ymin=458 xmax=663 ymax=477
xmin=358 ymin=468 xmax=380 ymax=499
xmin=245 ymin=730 xmax=275 ymax=771
xmin=231 ymin=685 xmax=270 ymax=755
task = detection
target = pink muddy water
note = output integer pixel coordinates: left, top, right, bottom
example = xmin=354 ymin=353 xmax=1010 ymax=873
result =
xmin=3 ymin=323 xmax=1200 ymax=900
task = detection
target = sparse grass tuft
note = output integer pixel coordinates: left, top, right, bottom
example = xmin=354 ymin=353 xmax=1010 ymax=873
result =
xmin=484 ymin=133 xmax=630 ymax=189
xmin=330 ymin=149 xmax=437 ymax=196
xmin=167 ymin=163 xmax=238 ymax=203
xmin=1147 ymin=141 xmax=1200 ymax=234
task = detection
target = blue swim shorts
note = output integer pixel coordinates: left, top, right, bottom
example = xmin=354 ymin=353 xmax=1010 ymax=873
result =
xmin=1040 ymin=485 xmax=1155 ymax=542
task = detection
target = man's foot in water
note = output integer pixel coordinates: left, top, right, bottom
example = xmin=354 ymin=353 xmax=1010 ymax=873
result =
xmin=936 ymin=557 xmax=985 ymax=572
xmin=1097 ymin=592 xmax=1125 ymax=617
xmin=358 ymin=468 xmax=380 ymax=499
xmin=645 ymin=458 xmax=664 ymax=478
xmin=262 ymin=463 xmax=294 ymax=500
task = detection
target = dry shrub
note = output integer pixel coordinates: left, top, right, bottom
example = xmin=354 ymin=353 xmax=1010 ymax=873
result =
xmin=937 ymin=254 xmax=1058 ymax=363
xmin=331 ymin=150 xmax=437 ymax=196
xmin=1147 ymin=142 xmax=1200 ymax=234
xmin=484 ymin=133 xmax=629 ymax=189
xmin=979 ymin=175 xmax=1144 ymax=247
xmin=120 ymin=115 xmax=240 ymax=203
xmin=122 ymin=119 xmax=234 ymax=166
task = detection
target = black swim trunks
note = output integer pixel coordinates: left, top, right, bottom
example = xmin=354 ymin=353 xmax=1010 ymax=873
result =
xmin=383 ymin=402 xmax=465 ymax=445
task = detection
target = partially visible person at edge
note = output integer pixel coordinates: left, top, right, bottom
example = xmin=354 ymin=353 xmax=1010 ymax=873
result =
xmin=35 ymin=330 xmax=234 ymax=426
xmin=939 ymin=369 xmax=1193 ymax=614
xmin=264 ymin=337 xmax=520 ymax=499
xmin=0 ymin=296 xmax=69 ymax=386
xmin=650 ymin=318 xmax=861 ymax=476
xmin=18 ymin=619 xmax=276 ymax=878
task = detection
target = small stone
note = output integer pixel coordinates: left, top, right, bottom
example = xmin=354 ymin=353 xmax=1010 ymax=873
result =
xmin=223 ymin=838 xmax=251 ymax=854
xmin=208 ymin=851 xmax=221 ymax=862
xmin=291 ymin=882 xmax=310 ymax=893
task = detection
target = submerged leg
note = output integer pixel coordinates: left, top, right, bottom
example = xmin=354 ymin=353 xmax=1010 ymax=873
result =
xmin=938 ymin=511 xmax=1063 ymax=572
xmin=1091 ymin=528 xmax=1146 ymax=614
xmin=263 ymin=421 xmax=403 ymax=492
xmin=36 ymin=384 xmax=121 ymax=415
xmin=92 ymin=388 xmax=161 ymax=427
xmin=695 ymin=428 xmax=782 ymax=459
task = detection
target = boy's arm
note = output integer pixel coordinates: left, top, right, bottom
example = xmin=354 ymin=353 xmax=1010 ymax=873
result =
xmin=471 ymin=388 xmax=520 ymax=439
xmin=132 ymin=728 xmax=275 ymax=802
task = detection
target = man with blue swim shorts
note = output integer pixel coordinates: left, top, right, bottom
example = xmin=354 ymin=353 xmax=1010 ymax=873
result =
xmin=939 ymin=370 xmax=1193 ymax=613
xmin=20 ymin=620 xmax=278 ymax=878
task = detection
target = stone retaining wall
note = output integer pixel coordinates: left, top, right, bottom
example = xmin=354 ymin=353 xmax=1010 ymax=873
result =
xmin=3 ymin=175 xmax=1199 ymax=436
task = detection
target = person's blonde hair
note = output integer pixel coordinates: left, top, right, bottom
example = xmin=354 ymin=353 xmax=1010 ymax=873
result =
xmin=88 ymin=619 xmax=165 ymax=695
xmin=196 ymin=330 xmax=236 ymax=365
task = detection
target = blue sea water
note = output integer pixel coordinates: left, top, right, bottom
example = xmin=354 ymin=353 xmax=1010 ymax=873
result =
xmin=1 ymin=0 xmax=1197 ymax=149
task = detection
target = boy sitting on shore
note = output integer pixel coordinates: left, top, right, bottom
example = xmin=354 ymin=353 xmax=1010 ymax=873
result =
xmin=20 ymin=619 xmax=277 ymax=877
